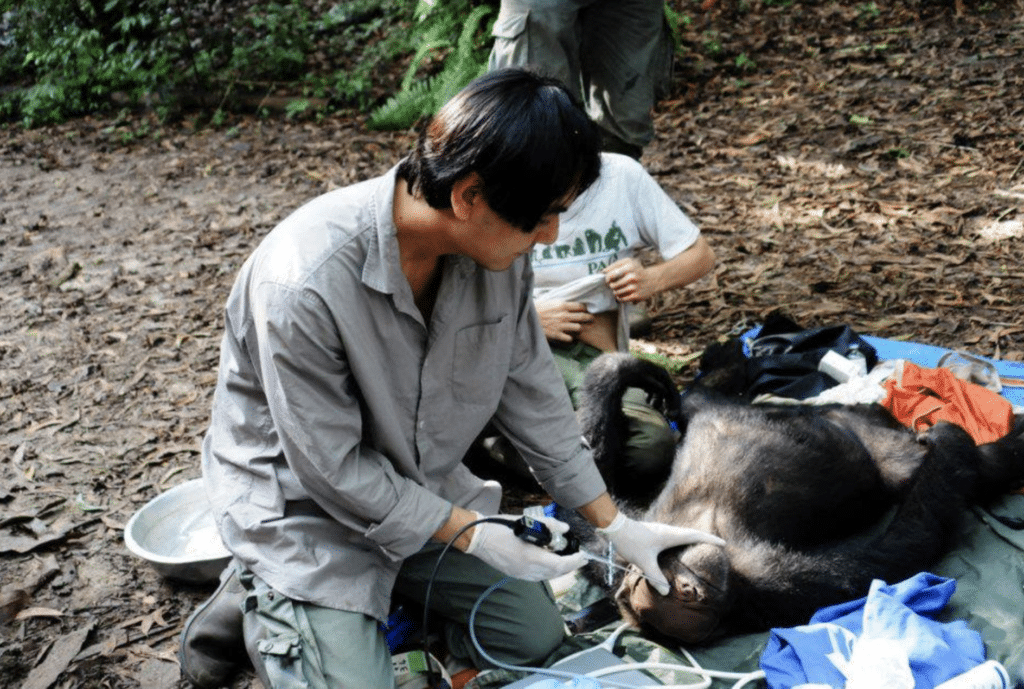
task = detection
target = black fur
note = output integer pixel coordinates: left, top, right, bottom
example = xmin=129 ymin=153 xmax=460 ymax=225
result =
xmin=574 ymin=353 xmax=1024 ymax=644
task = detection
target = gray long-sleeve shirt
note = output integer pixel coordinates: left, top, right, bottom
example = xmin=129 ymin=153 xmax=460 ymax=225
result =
xmin=201 ymin=167 xmax=606 ymax=621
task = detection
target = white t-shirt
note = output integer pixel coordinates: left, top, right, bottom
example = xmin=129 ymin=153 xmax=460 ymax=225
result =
xmin=532 ymin=153 xmax=702 ymax=348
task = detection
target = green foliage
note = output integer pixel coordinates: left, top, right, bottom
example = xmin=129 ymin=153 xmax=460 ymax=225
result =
xmin=2 ymin=0 xmax=186 ymax=127
xmin=857 ymin=2 xmax=881 ymax=20
xmin=228 ymin=1 xmax=312 ymax=82
xmin=285 ymin=98 xmax=311 ymax=120
xmin=734 ymin=53 xmax=757 ymax=71
xmin=0 ymin=0 xmax=417 ymax=127
xmin=366 ymin=1 xmax=494 ymax=131
xmin=662 ymin=2 xmax=691 ymax=55
xmin=314 ymin=0 xmax=429 ymax=113
xmin=702 ymin=31 xmax=724 ymax=56
xmin=0 ymin=0 xmax=726 ymax=130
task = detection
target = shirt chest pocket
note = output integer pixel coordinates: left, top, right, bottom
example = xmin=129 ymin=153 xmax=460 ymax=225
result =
xmin=451 ymin=318 xmax=513 ymax=406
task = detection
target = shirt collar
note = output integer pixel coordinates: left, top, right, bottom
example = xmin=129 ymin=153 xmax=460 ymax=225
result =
xmin=362 ymin=164 xmax=479 ymax=298
xmin=362 ymin=164 xmax=403 ymax=295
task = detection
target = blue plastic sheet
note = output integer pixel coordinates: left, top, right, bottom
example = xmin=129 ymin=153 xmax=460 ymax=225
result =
xmin=760 ymin=573 xmax=986 ymax=689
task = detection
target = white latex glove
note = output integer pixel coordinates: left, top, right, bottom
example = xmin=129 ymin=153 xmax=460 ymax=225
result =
xmin=597 ymin=512 xmax=726 ymax=595
xmin=464 ymin=513 xmax=588 ymax=581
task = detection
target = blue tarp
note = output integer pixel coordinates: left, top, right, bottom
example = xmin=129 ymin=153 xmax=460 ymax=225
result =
xmin=860 ymin=335 xmax=1024 ymax=408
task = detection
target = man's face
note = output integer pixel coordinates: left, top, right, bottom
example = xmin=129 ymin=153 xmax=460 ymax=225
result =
xmin=464 ymin=197 xmax=567 ymax=272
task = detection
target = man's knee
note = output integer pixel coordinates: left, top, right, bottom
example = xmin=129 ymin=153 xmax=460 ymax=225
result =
xmin=240 ymin=569 xmax=393 ymax=689
xmin=479 ymin=600 xmax=565 ymax=666
xmin=511 ymin=608 xmax=565 ymax=664
xmin=452 ymin=578 xmax=566 ymax=668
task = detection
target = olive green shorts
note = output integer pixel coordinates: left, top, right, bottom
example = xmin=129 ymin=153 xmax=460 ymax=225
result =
xmin=551 ymin=340 xmax=677 ymax=480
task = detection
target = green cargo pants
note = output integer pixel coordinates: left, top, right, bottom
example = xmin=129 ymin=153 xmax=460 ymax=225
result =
xmin=488 ymin=0 xmax=673 ymax=154
xmin=240 ymin=544 xmax=565 ymax=689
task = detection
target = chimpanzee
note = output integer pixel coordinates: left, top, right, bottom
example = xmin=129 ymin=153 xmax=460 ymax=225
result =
xmin=572 ymin=352 xmax=1024 ymax=645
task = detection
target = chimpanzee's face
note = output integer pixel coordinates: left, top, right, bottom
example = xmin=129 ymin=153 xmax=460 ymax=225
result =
xmin=615 ymin=542 xmax=730 ymax=644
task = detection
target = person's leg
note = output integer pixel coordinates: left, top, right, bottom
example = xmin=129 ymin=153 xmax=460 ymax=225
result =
xmin=552 ymin=342 xmax=676 ymax=488
xmin=395 ymin=543 xmax=566 ymax=670
xmin=487 ymin=0 xmax=594 ymax=94
xmin=549 ymin=340 xmax=601 ymax=408
xmin=621 ymin=389 xmax=677 ymax=487
xmin=239 ymin=568 xmax=394 ymax=689
xmin=579 ymin=0 xmax=673 ymax=153
xmin=179 ymin=560 xmax=248 ymax=688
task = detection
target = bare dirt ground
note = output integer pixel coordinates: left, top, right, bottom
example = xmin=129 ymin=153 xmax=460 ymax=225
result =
xmin=1 ymin=4 xmax=1023 ymax=688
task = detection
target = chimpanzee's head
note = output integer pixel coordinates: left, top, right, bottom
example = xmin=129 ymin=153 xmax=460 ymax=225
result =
xmin=615 ymin=542 xmax=731 ymax=644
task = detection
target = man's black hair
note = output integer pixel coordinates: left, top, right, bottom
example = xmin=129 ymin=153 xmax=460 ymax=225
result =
xmin=397 ymin=68 xmax=602 ymax=231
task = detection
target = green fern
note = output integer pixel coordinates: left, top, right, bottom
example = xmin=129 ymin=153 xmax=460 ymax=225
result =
xmin=367 ymin=4 xmax=492 ymax=131
xmin=367 ymin=77 xmax=439 ymax=132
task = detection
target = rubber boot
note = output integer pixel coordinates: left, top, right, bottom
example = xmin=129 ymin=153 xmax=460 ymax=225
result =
xmin=179 ymin=563 xmax=247 ymax=688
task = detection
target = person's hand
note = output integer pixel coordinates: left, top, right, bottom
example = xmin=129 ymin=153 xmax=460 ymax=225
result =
xmin=536 ymin=300 xmax=594 ymax=343
xmin=603 ymin=258 xmax=656 ymax=303
xmin=465 ymin=513 xmax=588 ymax=581
xmin=597 ymin=512 xmax=726 ymax=595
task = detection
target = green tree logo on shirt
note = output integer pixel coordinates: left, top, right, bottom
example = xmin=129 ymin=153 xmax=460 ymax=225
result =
xmin=535 ymin=222 xmax=628 ymax=262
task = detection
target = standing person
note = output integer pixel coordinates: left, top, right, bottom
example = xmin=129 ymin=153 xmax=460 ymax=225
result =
xmin=530 ymin=151 xmax=715 ymax=499
xmin=488 ymin=0 xmax=673 ymax=159
xmin=178 ymin=68 xmax=723 ymax=689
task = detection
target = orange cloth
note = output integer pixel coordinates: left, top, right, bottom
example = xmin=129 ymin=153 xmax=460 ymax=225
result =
xmin=882 ymin=361 xmax=1013 ymax=445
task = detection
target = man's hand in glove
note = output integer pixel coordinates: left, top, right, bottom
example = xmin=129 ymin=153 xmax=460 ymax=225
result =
xmin=465 ymin=513 xmax=587 ymax=581
xmin=597 ymin=512 xmax=726 ymax=595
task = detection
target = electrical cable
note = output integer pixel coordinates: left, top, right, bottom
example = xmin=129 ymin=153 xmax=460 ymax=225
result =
xmin=421 ymin=515 xmax=519 ymax=689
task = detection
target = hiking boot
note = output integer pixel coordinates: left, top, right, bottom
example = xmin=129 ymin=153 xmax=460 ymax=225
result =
xmin=179 ymin=563 xmax=247 ymax=688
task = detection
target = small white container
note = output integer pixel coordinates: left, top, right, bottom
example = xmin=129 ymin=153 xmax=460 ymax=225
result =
xmin=818 ymin=349 xmax=868 ymax=384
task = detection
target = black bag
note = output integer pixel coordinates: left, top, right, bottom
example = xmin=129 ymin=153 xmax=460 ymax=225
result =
xmin=743 ymin=314 xmax=878 ymax=400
